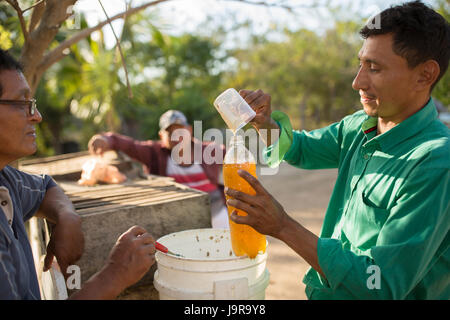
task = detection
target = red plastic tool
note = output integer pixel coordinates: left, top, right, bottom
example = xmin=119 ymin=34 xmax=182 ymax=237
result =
xmin=155 ymin=241 xmax=183 ymax=257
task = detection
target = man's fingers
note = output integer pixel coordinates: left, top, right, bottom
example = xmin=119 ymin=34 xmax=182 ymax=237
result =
xmin=127 ymin=225 xmax=148 ymax=237
xmin=241 ymin=89 xmax=264 ymax=105
xmin=238 ymin=89 xmax=253 ymax=99
xmin=43 ymin=252 xmax=54 ymax=272
xmin=141 ymin=243 xmax=156 ymax=256
xmin=237 ymin=170 xmax=267 ymax=195
xmin=225 ymin=187 xmax=259 ymax=206
xmin=251 ymin=94 xmax=270 ymax=110
xmin=136 ymin=232 xmax=155 ymax=245
xmin=227 ymin=199 xmax=257 ymax=217
xmin=229 ymin=210 xmax=251 ymax=225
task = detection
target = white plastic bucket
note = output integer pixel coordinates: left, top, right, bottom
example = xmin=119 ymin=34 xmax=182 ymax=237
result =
xmin=154 ymin=228 xmax=270 ymax=300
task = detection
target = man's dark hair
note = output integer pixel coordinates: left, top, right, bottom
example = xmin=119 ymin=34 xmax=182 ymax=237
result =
xmin=0 ymin=49 xmax=23 ymax=97
xmin=360 ymin=0 xmax=450 ymax=91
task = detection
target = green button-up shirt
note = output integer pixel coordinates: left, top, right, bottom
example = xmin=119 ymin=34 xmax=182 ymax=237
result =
xmin=264 ymin=98 xmax=449 ymax=299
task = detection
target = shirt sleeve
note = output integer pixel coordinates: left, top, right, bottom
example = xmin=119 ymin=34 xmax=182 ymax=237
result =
xmin=263 ymin=111 xmax=343 ymax=169
xmin=316 ymin=153 xmax=450 ymax=299
xmin=103 ymin=132 xmax=155 ymax=166
xmin=12 ymin=168 xmax=57 ymax=222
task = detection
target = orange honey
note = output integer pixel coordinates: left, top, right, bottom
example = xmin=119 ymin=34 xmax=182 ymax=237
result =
xmin=223 ymin=162 xmax=266 ymax=258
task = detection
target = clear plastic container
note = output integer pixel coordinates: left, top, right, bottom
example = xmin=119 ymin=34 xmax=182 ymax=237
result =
xmin=214 ymin=88 xmax=256 ymax=133
xmin=223 ymin=135 xmax=266 ymax=259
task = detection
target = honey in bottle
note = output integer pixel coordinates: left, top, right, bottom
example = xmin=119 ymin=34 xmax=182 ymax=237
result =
xmin=223 ymin=134 xmax=266 ymax=258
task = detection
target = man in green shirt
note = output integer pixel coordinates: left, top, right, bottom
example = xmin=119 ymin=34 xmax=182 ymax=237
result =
xmin=225 ymin=1 xmax=449 ymax=299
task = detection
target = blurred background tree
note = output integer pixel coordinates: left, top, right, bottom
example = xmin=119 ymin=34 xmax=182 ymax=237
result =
xmin=0 ymin=0 xmax=448 ymax=157
xmin=433 ymin=0 xmax=450 ymax=107
xmin=227 ymin=20 xmax=363 ymax=130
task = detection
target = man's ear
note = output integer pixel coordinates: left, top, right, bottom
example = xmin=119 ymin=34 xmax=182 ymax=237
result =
xmin=416 ymin=59 xmax=440 ymax=91
xmin=187 ymin=125 xmax=193 ymax=136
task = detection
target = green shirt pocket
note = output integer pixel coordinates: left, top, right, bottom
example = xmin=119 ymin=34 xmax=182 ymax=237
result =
xmin=343 ymin=192 xmax=390 ymax=251
xmin=360 ymin=191 xmax=390 ymax=228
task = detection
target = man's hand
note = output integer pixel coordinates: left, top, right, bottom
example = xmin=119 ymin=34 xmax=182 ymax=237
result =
xmin=69 ymin=225 xmax=156 ymax=300
xmin=36 ymin=185 xmax=84 ymax=279
xmin=104 ymin=225 xmax=156 ymax=291
xmin=225 ymin=169 xmax=290 ymax=238
xmin=239 ymin=89 xmax=280 ymax=146
xmin=225 ymin=170 xmax=325 ymax=278
xmin=43 ymin=213 xmax=84 ymax=279
xmin=88 ymin=134 xmax=110 ymax=156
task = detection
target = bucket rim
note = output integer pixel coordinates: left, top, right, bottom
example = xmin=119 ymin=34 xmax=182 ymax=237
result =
xmin=156 ymin=228 xmax=268 ymax=262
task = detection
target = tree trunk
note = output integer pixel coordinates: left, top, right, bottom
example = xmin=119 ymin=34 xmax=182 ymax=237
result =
xmin=20 ymin=0 xmax=77 ymax=94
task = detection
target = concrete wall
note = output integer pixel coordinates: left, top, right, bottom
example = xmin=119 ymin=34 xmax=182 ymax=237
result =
xmin=23 ymin=151 xmax=212 ymax=299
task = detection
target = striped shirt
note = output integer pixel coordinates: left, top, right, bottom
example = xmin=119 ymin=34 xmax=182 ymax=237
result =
xmin=166 ymin=155 xmax=218 ymax=193
xmin=0 ymin=165 xmax=56 ymax=300
xmin=166 ymin=156 xmax=229 ymax=228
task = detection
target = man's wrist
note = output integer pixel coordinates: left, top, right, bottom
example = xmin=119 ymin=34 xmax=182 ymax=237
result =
xmin=255 ymin=118 xmax=280 ymax=146
xmin=274 ymin=213 xmax=297 ymax=242
xmin=99 ymin=263 xmax=128 ymax=297
xmin=256 ymin=118 xmax=279 ymax=131
xmin=70 ymin=264 xmax=125 ymax=300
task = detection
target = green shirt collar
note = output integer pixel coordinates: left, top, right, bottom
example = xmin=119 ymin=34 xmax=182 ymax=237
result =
xmin=361 ymin=98 xmax=438 ymax=152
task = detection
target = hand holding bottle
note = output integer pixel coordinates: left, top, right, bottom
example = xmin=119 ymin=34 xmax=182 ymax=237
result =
xmin=225 ymin=169 xmax=291 ymax=239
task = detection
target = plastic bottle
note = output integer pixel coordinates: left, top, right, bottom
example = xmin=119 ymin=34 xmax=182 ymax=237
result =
xmin=223 ymin=134 xmax=266 ymax=258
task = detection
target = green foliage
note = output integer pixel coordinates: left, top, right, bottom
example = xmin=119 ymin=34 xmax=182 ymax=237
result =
xmin=0 ymin=4 xmax=23 ymax=53
xmin=228 ymin=21 xmax=363 ymax=129
xmin=2 ymin=1 xmax=448 ymax=158
xmin=432 ymin=0 xmax=450 ymax=107
xmin=0 ymin=25 xmax=12 ymax=50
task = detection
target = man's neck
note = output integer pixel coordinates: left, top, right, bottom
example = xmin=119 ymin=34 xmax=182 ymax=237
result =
xmin=377 ymin=96 xmax=430 ymax=135
xmin=0 ymin=158 xmax=16 ymax=171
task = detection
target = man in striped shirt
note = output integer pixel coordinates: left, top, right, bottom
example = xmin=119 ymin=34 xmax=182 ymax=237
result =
xmin=89 ymin=110 xmax=229 ymax=228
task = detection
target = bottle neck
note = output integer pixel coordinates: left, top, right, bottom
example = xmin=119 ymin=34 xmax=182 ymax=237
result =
xmin=229 ymin=134 xmax=244 ymax=147
xmin=224 ymin=134 xmax=255 ymax=164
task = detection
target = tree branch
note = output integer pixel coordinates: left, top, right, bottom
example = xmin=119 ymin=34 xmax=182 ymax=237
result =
xmin=27 ymin=0 xmax=46 ymax=33
xmin=23 ymin=0 xmax=45 ymax=13
xmin=223 ymin=0 xmax=321 ymax=12
xmin=5 ymin=0 xmax=30 ymax=41
xmin=37 ymin=0 xmax=171 ymax=75
xmin=20 ymin=0 xmax=77 ymax=94
xmin=97 ymin=0 xmax=133 ymax=98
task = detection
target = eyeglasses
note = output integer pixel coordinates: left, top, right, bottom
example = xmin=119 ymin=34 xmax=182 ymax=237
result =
xmin=0 ymin=98 xmax=37 ymax=116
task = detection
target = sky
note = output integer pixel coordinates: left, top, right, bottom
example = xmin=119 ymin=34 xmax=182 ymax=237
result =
xmin=74 ymin=0 xmax=439 ymax=48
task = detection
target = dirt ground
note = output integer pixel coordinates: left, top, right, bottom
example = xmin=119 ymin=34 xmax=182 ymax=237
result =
xmin=257 ymin=163 xmax=338 ymax=300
